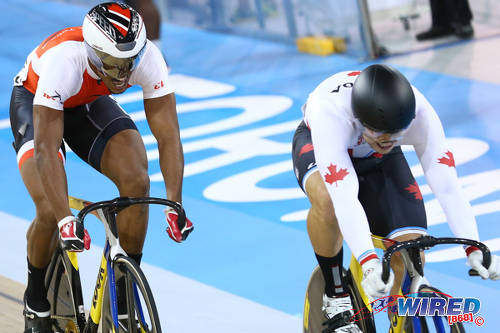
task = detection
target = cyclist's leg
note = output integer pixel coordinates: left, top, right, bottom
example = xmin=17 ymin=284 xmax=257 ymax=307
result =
xmin=292 ymin=121 xmax=346 ymax=297
xmin=63 ymin=96 xmax=149 ymax=257
xmin=10 ymin=86 xmax=65 ymax=329
xmin=293 ymin=122 xmax=362 ymax=332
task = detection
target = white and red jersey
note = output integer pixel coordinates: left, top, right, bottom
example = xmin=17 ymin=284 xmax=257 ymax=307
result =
xmin=303 ymin=70 xmax=480 ymax=264
xmin=13 ymin=26 xmax=172 ymax=110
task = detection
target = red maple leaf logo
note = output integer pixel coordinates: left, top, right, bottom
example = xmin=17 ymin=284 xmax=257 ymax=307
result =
xmin=298 ymin=143 xmax=314 ymax=157
xmin=348 ymin=71 xmax=361 ymax=76
xmin=438 ymin=151 xmax=455 ymax=168
xmin=405 ymin=181 xmax=423 ymax=200
xmin=324 ymin=164 xmax=349 ymax=186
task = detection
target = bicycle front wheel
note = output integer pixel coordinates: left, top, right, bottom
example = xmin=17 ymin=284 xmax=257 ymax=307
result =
xmin=404 ymin=285 xmax=465 ymax=333
xmin=102 ymin=255 xmax=161 ymax=333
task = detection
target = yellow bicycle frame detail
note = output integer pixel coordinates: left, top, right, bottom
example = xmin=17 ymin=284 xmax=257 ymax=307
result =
xmin=303 ymin=291 xmax=310 ymax=330
xmin=90 ymin=249 xmax=108 ymax=326
xmin=66 ymin=251 xmax=79 ymax=270
xmin=348 ymin=235 xmax=408 ymax=333
xmin=69 ymin=195 xmax=115 ymax=332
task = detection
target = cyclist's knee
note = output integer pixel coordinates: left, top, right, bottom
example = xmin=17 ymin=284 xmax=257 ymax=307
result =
xmin=32 ymin=197 xmax=57 ymax=227
xmin=116 ymin=165 xmax=150 ymax=196
xmin=306 ymin=173 xmax=335 ymax=219
xmin=29 ymin=206 xmax=57 ymax=242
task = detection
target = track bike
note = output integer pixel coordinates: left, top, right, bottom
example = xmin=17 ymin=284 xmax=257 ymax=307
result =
xmin=45 ymin=195 xmax=186 ymax=333
xmin=303 ymin=235 xmax=491 ymax=333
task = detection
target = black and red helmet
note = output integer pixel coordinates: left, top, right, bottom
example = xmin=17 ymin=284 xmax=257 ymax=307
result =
xmin=83 ymin=2 xmax=146 ymax=59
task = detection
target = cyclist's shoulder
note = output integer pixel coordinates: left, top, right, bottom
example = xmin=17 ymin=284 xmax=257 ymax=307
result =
xmin=309 ymin=71 xmax=358 ymax=108
xmin=33 ymin=32 xmax=86 ymax=76
xmin=134 ymin=39 xmax=166 ymax=71
xmin=313 ymin=70 xmax=359 ymax=92
xmin=35 ymin=27 xmax=84 ymax=59
xmin=130 ymin=40 xmax=171 ymax=95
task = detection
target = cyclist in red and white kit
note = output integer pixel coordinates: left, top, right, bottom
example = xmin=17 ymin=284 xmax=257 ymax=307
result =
xmin=10 ymin=3 xmax=192 ymax=332
xmin=292 ymin=64 xmax=500 ymax=332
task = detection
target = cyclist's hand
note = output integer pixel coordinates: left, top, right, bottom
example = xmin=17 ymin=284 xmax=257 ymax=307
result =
xmin=361 ymin=257 xmax=394 ymax=302
xmin=58 ymin=216 xmax=91 ymax=252
xmin=467 ymin=250 xmax=500 ymax=280
xmin=165 ymin=207 xmax=193 ymax=243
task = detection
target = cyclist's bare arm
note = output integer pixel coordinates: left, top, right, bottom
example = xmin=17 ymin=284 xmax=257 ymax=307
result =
xmin=33 ymin=104 xmax=72 ymax=220
xmin=144 ymin=92 xmax=184 ymax=203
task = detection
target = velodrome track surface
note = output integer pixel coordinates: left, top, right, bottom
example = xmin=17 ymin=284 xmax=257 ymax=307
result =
xmin=1 ymin=1 xmax=500 ymax=331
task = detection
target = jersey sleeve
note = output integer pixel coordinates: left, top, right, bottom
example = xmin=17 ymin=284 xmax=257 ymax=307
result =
xmin=306 ymin=96 xmax=378 ymax=264
xmin=408 ymin=88 xmax=480 ymax=241
xmin=32 ymin=49 xmax=82 ymax=110
xmin=130 ymin=41 xmax=173 ymax=99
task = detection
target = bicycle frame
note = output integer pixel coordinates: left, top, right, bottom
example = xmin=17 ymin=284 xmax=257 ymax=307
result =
xmin=66 ymin=195 xmax=184 ymax=333
xmin=67 ymin=196 xmax=126 ymax=333
xmin=349 ymin=235 xmax=491 ymax=333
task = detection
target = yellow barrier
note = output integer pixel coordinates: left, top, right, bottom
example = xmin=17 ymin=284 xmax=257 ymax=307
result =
xmin=296 ymin=36 xmax=346 ymax=56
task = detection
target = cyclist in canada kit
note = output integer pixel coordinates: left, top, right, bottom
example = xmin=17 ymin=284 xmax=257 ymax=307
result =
xmin=10 ymin=3 xmax=193 ymax=332
xmin=292 ymin=64 xmax=500 ymax=332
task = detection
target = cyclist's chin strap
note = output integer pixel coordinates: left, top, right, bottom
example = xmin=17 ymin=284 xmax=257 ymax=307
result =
xmin=322 ymin=310 xmax=354 ymax=333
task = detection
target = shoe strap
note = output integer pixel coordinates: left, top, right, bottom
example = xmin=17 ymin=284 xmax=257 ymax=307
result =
xmin=322 ymin=310 xmax=353 ymax=333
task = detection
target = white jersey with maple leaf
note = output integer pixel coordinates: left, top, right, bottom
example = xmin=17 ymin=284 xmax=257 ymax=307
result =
xmin=303 ymin=70 xmax=480 ymax=264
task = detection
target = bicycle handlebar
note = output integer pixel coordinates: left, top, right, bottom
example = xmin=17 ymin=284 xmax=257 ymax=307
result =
xmin=75 ymin=196 xmax=186 ymax=226
xmin=381 ymin=235 xmax=491 ymax=283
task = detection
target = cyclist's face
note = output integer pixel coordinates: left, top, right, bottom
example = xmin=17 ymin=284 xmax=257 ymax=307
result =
xmin=363 ymin=127 xmax=408 ymax=154
xmin=86 ymin=44 xmax=140 ymax=94
xmin=94 ymin=56 xmax=134 ymax=94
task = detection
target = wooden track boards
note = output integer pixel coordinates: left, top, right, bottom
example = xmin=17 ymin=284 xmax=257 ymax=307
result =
xmin=0 ymin=274 xmax=24 ymax=332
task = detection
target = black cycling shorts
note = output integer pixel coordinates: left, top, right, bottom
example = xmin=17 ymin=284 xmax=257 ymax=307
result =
xmin=10 ymin=86 xmax=138 ymax=172
xmin=292 ymin=120 xmax=427 ymax=238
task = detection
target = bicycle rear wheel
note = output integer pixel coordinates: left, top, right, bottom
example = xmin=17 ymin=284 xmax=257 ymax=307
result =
xmin=102 ymin=255 xmax=161 ymax=333
xmin=404 ymin=285 xmax=465 ymax=333
xmin=45 ymin=247 xmax=86 ymax=333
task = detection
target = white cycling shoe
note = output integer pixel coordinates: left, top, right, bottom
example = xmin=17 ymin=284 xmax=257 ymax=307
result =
xmin=322 ymin=294 xmax=362 ymax=333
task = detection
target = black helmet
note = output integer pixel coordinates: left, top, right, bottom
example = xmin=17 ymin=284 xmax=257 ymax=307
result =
xmin=351 ymin=64 xmax=416 ymax=133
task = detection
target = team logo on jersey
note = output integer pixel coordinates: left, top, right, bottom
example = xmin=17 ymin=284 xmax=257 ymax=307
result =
xmin=438 ymin=151 xmax=456 ymax=168
xmin=405 ymin=181 xmax=423 ymax=200
xmin=154 ymin=80 xmax=165 ymax=90
xmin=42 ymin=91 xmax=62 ymax=103
xmin=323 ymin=163 xmax=349 ymax=186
